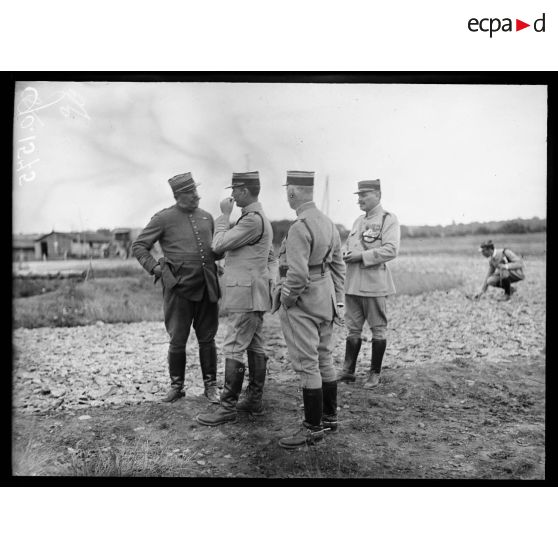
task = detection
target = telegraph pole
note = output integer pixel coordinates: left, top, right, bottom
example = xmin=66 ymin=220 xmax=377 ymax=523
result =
xmin=321 ymin=175 xmax=330 ymax=216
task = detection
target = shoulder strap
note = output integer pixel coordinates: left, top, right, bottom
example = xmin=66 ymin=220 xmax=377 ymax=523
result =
xmin=380 ymin=211 xmax=389 ymax=232
xmin=320 ymin=222 xmax=336 ymax=276
xmin=299 ymin=218 xmax=335 ymax=275
xmin=235 ymin=211 xmax=265 ymax=246
xmin=298 ymin=218 xmax=315 ymax=253
xmin=359 ymin=211 xmax=389 ymax=250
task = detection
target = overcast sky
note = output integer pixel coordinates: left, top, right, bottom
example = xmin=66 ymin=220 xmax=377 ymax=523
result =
xmin=12 ymin=81 xmax=547 ymax=234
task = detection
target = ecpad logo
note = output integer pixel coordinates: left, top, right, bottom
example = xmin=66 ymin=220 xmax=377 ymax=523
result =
xmin=468 ymin=13 xmax=546 ymax=37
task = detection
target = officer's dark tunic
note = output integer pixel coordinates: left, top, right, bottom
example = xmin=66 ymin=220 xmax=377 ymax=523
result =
xmin=132 ymin=204 xmax=220 ymax=353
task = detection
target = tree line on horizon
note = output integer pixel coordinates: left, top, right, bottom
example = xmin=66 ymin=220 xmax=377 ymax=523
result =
xmin=22 ymin=216 xmax=543 ymax=245
xmin=268 ymin=216 xmax=546 ymax=245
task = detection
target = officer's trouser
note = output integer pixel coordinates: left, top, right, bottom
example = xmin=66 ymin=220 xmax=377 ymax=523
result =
xmin=163 ymin=287 xmax=219 ymax=354
xmin=487 ymin=270 xmax=524 ymax=287
xmin=279 ymin=305 xmax=336 ymax=389
xmin=222 ymin=311 xmax=266 ymax=361
xmin=345 ymin=294 xmax=388 ymax=340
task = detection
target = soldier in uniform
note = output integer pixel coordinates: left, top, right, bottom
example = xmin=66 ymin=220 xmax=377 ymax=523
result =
xmin=132 ymin=172 xmax=221 ymax=404
xmin=197 ymin=171 xmax=277 ymax=426
xmin=275 ymin=171 xmax=345 ymax=449
xmin=474 ymin=240 xmax=525 ymax=301
xmin=337 ymin=179 xmax=400 ymax=389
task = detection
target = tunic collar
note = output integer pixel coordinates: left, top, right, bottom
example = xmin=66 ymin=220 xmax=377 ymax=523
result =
xmin=296 ymin=201 xmax=316 ymax=217
xmin=365 ymin=203 xmax=383 ymax=219
xmin=175 ymin=203 xmax=197 ymax=215
xmin=242 ymin=201 xmax=263 ymax=214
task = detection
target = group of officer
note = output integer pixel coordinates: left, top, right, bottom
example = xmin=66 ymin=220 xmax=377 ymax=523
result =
xmin=132 ymin=169 xmax=401 ymax=449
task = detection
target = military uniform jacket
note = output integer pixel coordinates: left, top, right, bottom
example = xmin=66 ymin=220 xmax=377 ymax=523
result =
xmin=278 ymin=202 xmax=345 ymax=322
xmin=344 ymin=203 xmax=400 ymax=297
xmin=213 ymin=202 xmax=277 ymax=312
xmin=488 ymin=248 xmax=525 ymax=280
xmin=132 ymin=205 xmax=220 ymax=302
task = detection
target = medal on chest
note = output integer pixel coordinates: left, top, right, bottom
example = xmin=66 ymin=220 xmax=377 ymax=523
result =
xmin=362 ymin=224 xmax=381 ymax=244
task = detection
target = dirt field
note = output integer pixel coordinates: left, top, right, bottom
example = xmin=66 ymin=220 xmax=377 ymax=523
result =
xmin=12 ymin=254 xmax=545 ymax=478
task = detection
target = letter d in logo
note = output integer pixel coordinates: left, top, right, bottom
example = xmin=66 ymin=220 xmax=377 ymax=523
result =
xmin=534 ymin=13 xmax=546 ymax=32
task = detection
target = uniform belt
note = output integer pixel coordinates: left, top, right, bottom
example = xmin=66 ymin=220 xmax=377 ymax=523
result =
xmin=308 ymin=264 xmax=327 ymax=272
xmin=279 ymin=264 xmax=330 ymax=278
xmin=309 ymin=267 xmax=330 ymax=278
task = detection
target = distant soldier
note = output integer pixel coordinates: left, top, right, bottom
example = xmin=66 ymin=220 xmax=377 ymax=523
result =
xmin=337 ymin=179 xmax=400 ymax=389
xmin=132 ymin=172 xmax=221 ymax=404
xmin=474 ymin=240 xmax=525 ymax=301
xmin=275 ymin=171 xmax=345 ymax=449
xmin=197 ymin=171 xmax=277 ymax=426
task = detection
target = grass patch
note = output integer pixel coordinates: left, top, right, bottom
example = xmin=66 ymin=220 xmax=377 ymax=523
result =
xmin=13 ymin=277 xmax=71 ymax=298
xmin=399 ymin=232 xmax=545 ymax=257
xmin=67 ymin=440 xmax=176 ymax=477
xmin=14 ymin=275 xmax=164 ymax=328
xmin=13 ymin=266 xmax=463 ymax=327
xmin=12 ymin=436 xmax=53 ymax=476
xmin=392 ymin=270 xmax=463 ymax=296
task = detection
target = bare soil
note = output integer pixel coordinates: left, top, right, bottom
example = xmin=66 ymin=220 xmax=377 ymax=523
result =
xmin=12 ymin=255 xmax=546 ymax=478
xmin=12 ymin=352 xmax=544 ymax=479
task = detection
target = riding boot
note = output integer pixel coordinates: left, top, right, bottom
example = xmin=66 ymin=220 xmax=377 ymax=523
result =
xmin=162 ymin=351 xmax=186 ymax=403
xmin=322 ymin=381 xmax=338 ymax=433
xmin=337 ymin=337 xmax=362 ymax=383
xmin=501 ymin=277 xmax=512 ymax=297
xmin=196 ymin=359 xmax=245 ymax=426
xmin=364 ymin=339 xmax=386 ymax=389
xmin=278 ymin=387 xmax=325 ymax=449
xmin=237 ymin=351 xmax=267 ymax=415
xmin=199 ymin=341 xmax=219 ymax=403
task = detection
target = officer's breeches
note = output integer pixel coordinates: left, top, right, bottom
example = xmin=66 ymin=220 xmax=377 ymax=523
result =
xmin=163 ymin=287 xmax=219 ymax=353
xmin=345 ymin=294 xmax=388 ymax=340
xmin=279 ymin=305 xmax=335 ymax=389
xmin=487 ymin=271 xmax=523 ymax=287
xmin=222 ymin=311 xmax=265 ymax=361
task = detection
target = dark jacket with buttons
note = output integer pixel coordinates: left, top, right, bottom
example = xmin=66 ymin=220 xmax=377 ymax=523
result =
xmin=132 ymin=204 xmax=220 ymax=302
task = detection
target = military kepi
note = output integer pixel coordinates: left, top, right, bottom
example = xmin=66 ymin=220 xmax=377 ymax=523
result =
xmin=283 ymin=170 xmax=315 ymax=187
xmin=227 ymin=171 xmax=260 ymax=189
xmin=354 ymin=179 xmax=381 ymax=194
xmin=168 ymin=172 xmax=200 ymax=194
xmin=479 ymin=240 xmax=494 ymax=251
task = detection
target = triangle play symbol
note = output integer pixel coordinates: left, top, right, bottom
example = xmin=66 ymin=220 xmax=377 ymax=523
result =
xmin=516 ymin=19 xmax=530 ymax=31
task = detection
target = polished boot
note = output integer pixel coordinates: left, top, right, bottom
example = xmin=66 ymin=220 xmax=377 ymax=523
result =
xmin=199 ymin=341 xmax=219 ymax=403
xmin=196 ymin=359 xmax=245 ymax=426
xmin=364 ymin=339 xmax=386 ymax=390
xmin=499 ymin=277 xmax=512 ymax=300
xmin=236 ymin=351 xmax=267 ymax=415
xmin=322 ymin=381 xmax=338 ymax=433
xmin=162 ymin=351 xmax=186 ymax=403
xmin=337 ymin=337 xmax=362 ymax=383
xmin=278 ymin=388 xmax=325 ymax=449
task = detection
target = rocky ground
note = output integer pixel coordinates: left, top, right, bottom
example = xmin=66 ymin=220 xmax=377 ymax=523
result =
xmin=11 ymin=256 xmax=546 ymax=478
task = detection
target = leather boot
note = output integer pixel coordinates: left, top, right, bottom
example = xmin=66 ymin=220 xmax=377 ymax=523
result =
xmin=322 ymin=381 xmax=338 ymax=433
xmin=501 ymin=277 xmax=512 ymax=296
xmin=162 ymin=351 xmax=186 ymax=403
xmin=199 ymin=341 xmax=219 ymax=403
xmin=364 ymin=339 xmax=386 ymax=389
xmin=337 ymin=337 xmax=362 ymax=383
xmin=196 ymin=359 xmax=245 ymax=426
xmin=278 ymin=388 xmax=325 ymax=449
xmin=237 ymin=351 xmax=267 ymax=415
